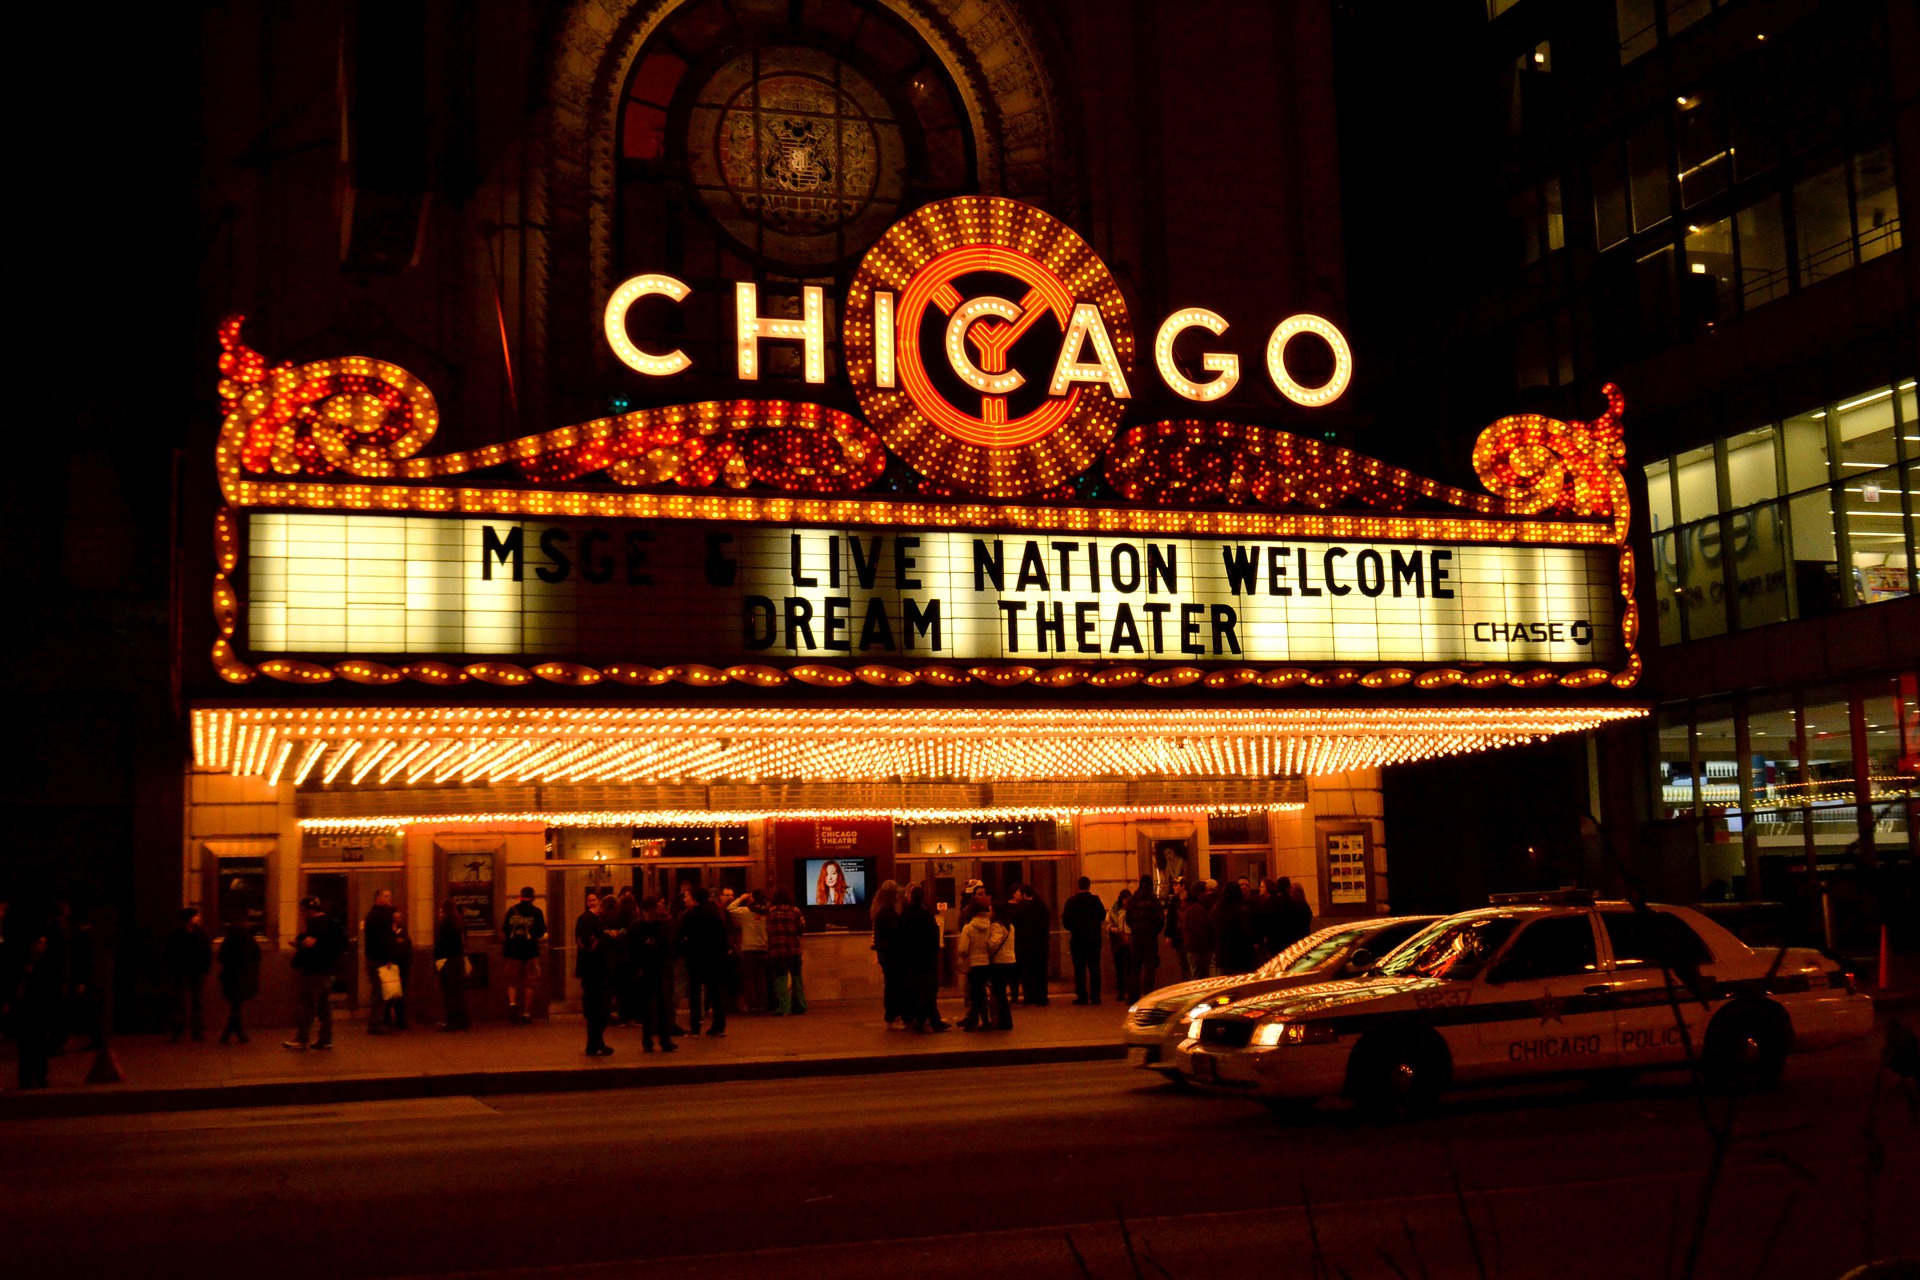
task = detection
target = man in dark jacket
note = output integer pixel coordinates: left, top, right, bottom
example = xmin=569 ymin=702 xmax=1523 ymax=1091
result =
xmin=675 ymin=886 xmax=729 ymax=1037
xmin=362 ymin=890 xmax=396 ymax=1035
xmin=1123 ymin=876 xmax=1164 ymax=1002
xmin=285 ymin=898 xmax=344 ymax=1050
xmin=501 ymin=887 xmax=547 ymax=1026
xmin=1256 ymin=878 xmax=1291 ymax=963
xmin=1059 ymin=878 xmax=1105 ymax=1005
xmin=1211 ymin=881 xmax=1257 ymax=975
xmin=632 ymin=895 xmax=677 ymax=1052
xmin=1009 ymin=885 xmax=1051 ymax=1005
xmin=1183 ymin=886 xmax=1215 ymax=980
xmin=164 ymin=907 xmax=213 ymax=1043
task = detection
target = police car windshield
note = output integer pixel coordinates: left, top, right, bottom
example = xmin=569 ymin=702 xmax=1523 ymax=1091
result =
xmin=1379 ymin=916 xmax=1520 ymax=980
xmin=1256 ymin=924 xmax=1367 ymax=978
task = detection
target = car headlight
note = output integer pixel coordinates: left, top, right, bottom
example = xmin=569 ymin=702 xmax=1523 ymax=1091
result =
xmin=1253 ymin=1020 xmax=1337 ymax=1048
xmin=1186 ymin=1018 xmax=1204 ymax=1040
xmin=1127 ymin=1001 xmax=1141 ymax=1015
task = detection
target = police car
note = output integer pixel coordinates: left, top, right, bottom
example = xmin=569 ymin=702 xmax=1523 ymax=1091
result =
xmin=1171 ymin=892 xmax=1874 ymax=1114
xmin=1123 ymin=915 xmax=1439 ymax=1074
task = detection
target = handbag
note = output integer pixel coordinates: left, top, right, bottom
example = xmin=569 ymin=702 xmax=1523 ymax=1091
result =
xmin=376 ymin=963 xmax=403 ymax=1000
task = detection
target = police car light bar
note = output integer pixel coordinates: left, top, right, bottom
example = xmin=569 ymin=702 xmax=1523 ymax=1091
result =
xmin=1488 ymin=889 xmax=1598 ymax=907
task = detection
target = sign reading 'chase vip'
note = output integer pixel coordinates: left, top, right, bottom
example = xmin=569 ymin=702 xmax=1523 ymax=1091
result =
xmin=244 ymin=514 xmax=1621 ymax=666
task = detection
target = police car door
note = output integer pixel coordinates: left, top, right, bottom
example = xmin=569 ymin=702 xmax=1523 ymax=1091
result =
xmin=1471 ymin=913 xmax=1618 ymax=1079
xmin=1596 ymin=908 xmax=1718 ymax=1069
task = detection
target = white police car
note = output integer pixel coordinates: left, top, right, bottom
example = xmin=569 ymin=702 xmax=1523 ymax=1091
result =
xmin=1172 ymin=892 xmax=1874 ymax=1114
xmin=1123 ymin=915 xmax=1439 ymax=1074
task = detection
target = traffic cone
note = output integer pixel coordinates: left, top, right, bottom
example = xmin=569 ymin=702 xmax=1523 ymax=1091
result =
xmin=1879 ymin=923 xmax=1892 ymax=992
xmin=85 ymin=1043 xmax=125 ymax=1085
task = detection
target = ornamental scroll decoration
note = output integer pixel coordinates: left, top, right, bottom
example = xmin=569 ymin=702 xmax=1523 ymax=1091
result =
xmin=210 ymin=322 xmax=1638 ymax=693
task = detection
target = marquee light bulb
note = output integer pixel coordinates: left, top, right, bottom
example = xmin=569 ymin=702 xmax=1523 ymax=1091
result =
xmin=1266 ymin=314 xmax=1353 ymax=408
xmin=1155 ymin=309 xmax=1240 ymax=402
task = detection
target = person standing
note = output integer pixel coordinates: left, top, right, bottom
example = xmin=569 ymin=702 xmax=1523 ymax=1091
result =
xmin=1211 ymin=881 xmax=1257 ymax=976
xmin=675 ymin=886 xmax=729 ymax=1037
xmin=434 ymin=897 xmax=470 ymax=1032
xmin=1060 ymin=878 xmax=1106 ymax=1005
xmin=574 ymin=891 xmax=610 ymax=1055
xmin=871 ymin=880 xmax=903 ymax=1026
xmin=362 ymin=889 xmax=397 ymax=1036
xmin=286 ymin=897 xmax=344 ymax=1051
xmin=765 ymin=888 xmax=807 ymax=1016
xmin=8 ymin=931 xmax=55 ymax=1088
xmin=1105 ymin=890 xmax=1132 ymax=1007
xmin=632 ymin=895 xmax=677 ymax=1052
xmin=1284 ymin=882 xmax=1314 ymax=948
xmin=1011 ymin=885 xmax=1051 ymax=1006
xmin=164 ymin=907 xmax=213 ymax=1044
xmin=1164 ymin=882 xmax=1188 ymax=981
xmin=388 ymin=910 xmax=415 ymax=1029
xmin=986 ymin=897 xmax=1018 ymax=1030
xmin=216 ymin=918 xmax=260 ymax=1044
xmin=957 ymin=891 xmax=1002 ymax=1031
xmin=500 ymin=887 xmax=547 ymax=1026
xmin=1256 ymin=878 xmax=1291 ymax=963
xmin=1183 ymin=883 xmax=1215 ymax=980
xmin=1124 ymin=876 xmax=1164 ymax=1003
xmin=730 ymin=888 xmax=769 ymax=1014
xmin=898 ymin=885 xmax=947 ymax=1032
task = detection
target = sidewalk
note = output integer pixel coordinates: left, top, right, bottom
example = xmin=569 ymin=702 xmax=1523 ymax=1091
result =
xmin=0 ymin=995 xmax=1127 ymax=1121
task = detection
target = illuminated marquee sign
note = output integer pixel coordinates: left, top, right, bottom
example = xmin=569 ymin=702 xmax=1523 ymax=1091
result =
xmin=207 ymin=196 xmax=1642 ymax=695
xmin=243 ymin=516 xmax=1620 ymax=667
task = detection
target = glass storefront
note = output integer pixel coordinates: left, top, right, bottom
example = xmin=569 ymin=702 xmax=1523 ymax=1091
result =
xmin=1645 ymin=380 xmax=1917 ymax=642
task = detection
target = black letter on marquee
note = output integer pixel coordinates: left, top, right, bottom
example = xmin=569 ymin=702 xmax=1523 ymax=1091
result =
xmin=481 ymin=524 xmax=523 ymax=581
xmin=858 ymin=598 xmax=896 ymax=650
xmin=1355 ymin=548 xmax=1384 ymax=597
xmin=850 ymin=536 xmax=882 ymax=589
xmin=827 ymin=536 xmax=842 ymax=589
xmin=1075 ymin=602 xmax=1100 ymax=654
xmin=537 ymin=527 xmax=573 ymax=584
xmin=1016 ymin=542 xmax=1049 ymax=591
xmin=895 ymin=537 xmax=922 ymax=590
xmin=1051 ymin=541 xmax=1080 ymax=590
xmin=1035 ymin=602 xmax=1065 ymax=651
xmin=1322 ymin=547 xmax=1350 ymax=596
xmin=903 ymin=598 xmax=941 ymax=650
xmin=783 ymin=597 xmax=816 ymax=649
xmin=1222 ymin=546 xmax=1259 ymax=596
xmin=1180 ymin=603 xmax=1205 ymax=655
xmin=789 ymin=534 xmax=817 ymax=587
xmin=997 ymin=601 xmax=1026 ymax=650
xmin=1390 ymin=549 xmax=1423 ymax=597
xmin=743 ymin=597 xmax=775 ymax=649
xmin=580 ymin=529 xmax=614 ymax=584
xmin=1143 ymin=602 xmax=1171 ymax=652
xmin=703 ymin=533 xmax=736 ymax=586
xmin=1110 ymin=603 xmax=1143 ymax=653
xmin=1111 ymin=544 xmax=1141 ymax=593
xmin=1296 ymin=547 xmax=1322 ymax=597
xmin=823 ymin=596 xmax=851 ymax=651
xmin=1211 ymin=605 xmax=1242 ymax=655
xmin=1431 ymin=548 xmax=1455 ymax=599
xmin=973 ymin=539 xmax=1004 ymax=592
xmin=1148 ymin=544 xmax=1178 ymax=594
xmin=1268 ymin=546 xmax=1291 ymax=596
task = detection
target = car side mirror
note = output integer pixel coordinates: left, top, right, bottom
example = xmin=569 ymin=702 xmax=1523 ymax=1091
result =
xmin=1346 ymin=948 xmax=1374 ymax=972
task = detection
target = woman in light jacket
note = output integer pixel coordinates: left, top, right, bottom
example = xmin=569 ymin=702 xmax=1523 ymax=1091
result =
xmin=1105 ymin=889 xmax=1132 ymax=1009
xmin=957 ymin=896 xmax=1005 ymax=1032
xmin=987 ymin=898 xmax=1018 ymax=1031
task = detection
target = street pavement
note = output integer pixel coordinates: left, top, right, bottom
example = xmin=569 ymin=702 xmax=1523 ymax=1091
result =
xmin=2 ymin=1033 xmax=1914 ymax=1279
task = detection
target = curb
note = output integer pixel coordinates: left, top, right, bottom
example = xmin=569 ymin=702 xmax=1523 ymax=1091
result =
xmin=0 ymin=1041 xmax=1127 ymax=1122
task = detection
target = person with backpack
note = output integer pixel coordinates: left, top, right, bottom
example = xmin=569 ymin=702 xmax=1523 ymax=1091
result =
xmin=500 ymin=887 xmax=547 ymax=1026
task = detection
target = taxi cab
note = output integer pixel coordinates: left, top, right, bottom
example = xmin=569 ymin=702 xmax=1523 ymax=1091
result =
xmin=1172 ymin=891 xmax=1874 ymax=1114
xmin=1123 ymin=915 xmax=1439 ymax=1074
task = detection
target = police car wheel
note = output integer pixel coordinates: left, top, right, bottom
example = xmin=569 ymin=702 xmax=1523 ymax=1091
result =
xmin=1349 ymin=1034 xmax=1444 ymax=1120
xmin=1702 ymin=1008 xmax=1786 ymax=1095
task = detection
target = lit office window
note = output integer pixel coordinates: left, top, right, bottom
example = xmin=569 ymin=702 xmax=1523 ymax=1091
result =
xmin=1683 ymin=217 xmax=1736 ymax=323
xmin=1657 ymin=708 xmax=1695 ymax=819
xmin=1644 ymin=457 xmax=1675 ymax=531
xmin=1675 ymin=92 xmax=1728 ymax=209
xmin=1746 ymin=696 xmax=1804 ymax=846
xmin=1674 ymin=443 xmax=1717 ymax=524
xmin=1725 ymin=426 xmax=1780 ymax=509
xmin=1735 ymin=196 xmax=1789 ymax=309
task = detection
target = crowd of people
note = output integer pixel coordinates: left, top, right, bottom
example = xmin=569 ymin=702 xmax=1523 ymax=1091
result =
xmin=4 ymin=870 xmax=1321 ymax=1085
xmin=1061 ymin=873 xmax=1318 ymax=1005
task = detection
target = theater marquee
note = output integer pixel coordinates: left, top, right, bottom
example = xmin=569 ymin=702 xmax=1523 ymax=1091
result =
xmin=208 ymin=195 xmax=1642 ymax=695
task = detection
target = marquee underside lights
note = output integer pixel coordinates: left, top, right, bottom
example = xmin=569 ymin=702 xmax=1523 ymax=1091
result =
xmin=296 ymin=804 xmax=1306 ymax=833
xmin=191 ymin=705 xmax=1647 ymax=788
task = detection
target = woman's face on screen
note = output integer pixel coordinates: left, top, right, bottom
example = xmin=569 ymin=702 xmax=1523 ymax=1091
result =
xmin=826 ymin=863 xmax=844 ymax=887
